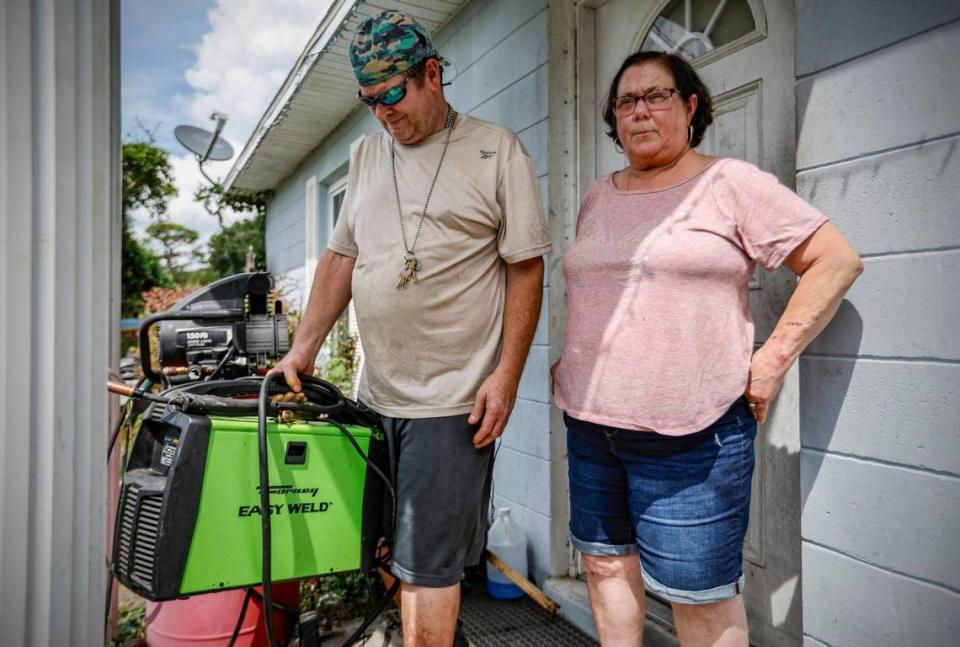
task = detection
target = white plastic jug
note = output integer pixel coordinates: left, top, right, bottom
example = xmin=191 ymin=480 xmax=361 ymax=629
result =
xmin=486 ymin=507 xmax=527 ymax=599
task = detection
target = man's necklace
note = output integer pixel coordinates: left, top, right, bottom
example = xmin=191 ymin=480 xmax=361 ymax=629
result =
xmin=391 ymin=106 xmax=457 ymax=289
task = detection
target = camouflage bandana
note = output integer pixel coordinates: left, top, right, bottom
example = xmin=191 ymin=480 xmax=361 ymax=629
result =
xmin=349 ymin=10 xmax=446 ymax=87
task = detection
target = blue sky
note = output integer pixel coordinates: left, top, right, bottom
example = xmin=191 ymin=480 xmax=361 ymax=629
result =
xmin=122 ymin=0 xmax=213 ymax=152
xmin=121 ymin=0 xmax=330 ymax=250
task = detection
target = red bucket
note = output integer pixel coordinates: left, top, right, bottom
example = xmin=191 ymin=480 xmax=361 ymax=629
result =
xmin=145 ymin=583 xmax=299 ymax=647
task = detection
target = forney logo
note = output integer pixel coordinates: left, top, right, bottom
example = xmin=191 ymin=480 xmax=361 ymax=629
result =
xmin=255 ymin=484 xmax=319 ymax=497
xmin=240 ymin=484 xmax=330 ymax=517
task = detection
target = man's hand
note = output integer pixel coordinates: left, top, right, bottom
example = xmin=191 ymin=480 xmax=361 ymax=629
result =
xmin=469 ymin=369 xmax=520 ymax=448
xmin=744 ymin=344 xmax=788 ymax=424
xmin=469 ymin=257 xmax=543 ymax=449
xmin=268 ymin=344 xmax=318 ymax=393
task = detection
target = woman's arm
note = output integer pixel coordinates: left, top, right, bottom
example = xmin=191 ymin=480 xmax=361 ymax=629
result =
xmin=746 ymin=222 xmax=864 ymax=423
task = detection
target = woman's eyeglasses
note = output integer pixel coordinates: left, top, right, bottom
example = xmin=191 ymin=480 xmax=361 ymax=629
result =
xmin=357 ymin=63 xmax=425 ymax=109
xmin=613 ymin=88 xmax=680 ymax=116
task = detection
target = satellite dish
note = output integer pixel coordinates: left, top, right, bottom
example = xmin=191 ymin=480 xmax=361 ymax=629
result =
xmin=175 ymin=125 xmax=234 ymax=161
xmin=175 ymin=112 xmax=234 ymax=184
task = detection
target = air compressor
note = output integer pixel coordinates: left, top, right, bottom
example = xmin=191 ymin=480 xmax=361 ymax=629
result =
xmin=110 ymin=273 xmax=395 ymax=646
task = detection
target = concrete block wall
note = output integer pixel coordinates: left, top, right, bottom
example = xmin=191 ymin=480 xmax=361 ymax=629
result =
xmin=433 ymin=0 xmax=553 ymax=584
xmin=794 ymin=3 xmax=960 ymax=645
xmin=265 ymin=0 xmax=555 ymax=581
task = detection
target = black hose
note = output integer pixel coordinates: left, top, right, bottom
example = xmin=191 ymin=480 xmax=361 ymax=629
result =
xmin=338 ymin=579 xmax=400 ymax=647
xmin=102 ymin=571 xmax=114 ymax=643
xmin=384 ymin=424 xmax=398 ymax=545
xmin=206 ymin=345 xmax=237 ymax=381
xmin=326 ymin=419 xmax=396 ymax=529
xmin=255 ymin=372 xmax=352 ymax=647
xmin=107 ymin=402 xmax=129 ymax=460
xmin=108 ymin=378 xmax=151 ymax=460
xmin=257 ymin=373 xmax=281 ymax=647
xmin=246 ymin=587 xmax=300 ymax=615
xmin=226 ymin=587 xmax=254 ymax=647
xmin=223 ymin=587 xmax=300 ymax=647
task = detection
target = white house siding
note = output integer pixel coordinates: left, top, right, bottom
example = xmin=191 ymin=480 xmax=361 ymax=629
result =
xmin=0 ymin=0 xmax=119 ymax=645
xmin=265 ymin=0 xmax=556 ymax=582
xmin=794 ymin=3 xmax=960 ymax=645
xmin=437 ymin=0 xmax=553 ymax=584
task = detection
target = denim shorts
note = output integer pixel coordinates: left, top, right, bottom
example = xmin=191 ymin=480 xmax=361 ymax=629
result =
xmin=565 ymin=398 xmax=756 ymax=605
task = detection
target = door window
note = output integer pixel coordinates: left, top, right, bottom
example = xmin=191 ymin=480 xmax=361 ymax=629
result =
xmin=640 ymin=0 xmax=758 ymax=62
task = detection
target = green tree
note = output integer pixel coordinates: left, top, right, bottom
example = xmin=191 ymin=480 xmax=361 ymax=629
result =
xmin=122 ymin=142 xmax=177 ymax=215
xmin=195 ymin=183 xmax=271 ymax=277
xmin=121 ymin=222 xmax=169 ymax=317
xmin=121 ymin=141 xmax=178 ymax=316
xmin=146 ymin=221 xmax=199 ymax=280
xmin=206 ymin=213 xmax=266 ymax=276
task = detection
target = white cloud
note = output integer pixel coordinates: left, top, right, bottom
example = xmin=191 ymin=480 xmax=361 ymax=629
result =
xmin=132 ymin=154 xmax=251 ymax=267
xmin=181 ymin=0 xmax=332 ymax=153
xmin=133 ymin=0 xmax=335 ymax=268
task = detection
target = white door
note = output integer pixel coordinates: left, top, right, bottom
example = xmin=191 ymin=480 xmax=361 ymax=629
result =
xmin=577 ymin=1 xmax=801 ymax=644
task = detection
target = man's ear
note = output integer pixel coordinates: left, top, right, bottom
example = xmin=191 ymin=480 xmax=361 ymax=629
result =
xmin=426 ymin=58 xmax=442 ymax=91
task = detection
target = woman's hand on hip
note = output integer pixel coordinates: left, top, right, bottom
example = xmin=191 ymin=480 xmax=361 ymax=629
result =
xmin=745 ymin=345 xmax=788 ymax=424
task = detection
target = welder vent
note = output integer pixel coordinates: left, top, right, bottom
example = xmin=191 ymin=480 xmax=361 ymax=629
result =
xmin=130 ymin=494 xmax=163 ymax=589
xmin=115 ymin=484 xmax=140 ymax=578
xmin=151 ymin=402 xmax=168 ymax=421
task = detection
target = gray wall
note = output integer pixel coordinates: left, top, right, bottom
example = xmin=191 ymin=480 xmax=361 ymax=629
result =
xmin=795 ymin=3 xmax=960 ymax=645
xmin=0 ymin=0 xmax=119 ymax=644
xmin=437 ymin=0 xmax=552 ymax=584
xmin=266 ymin=0 xmax=555 ymax=582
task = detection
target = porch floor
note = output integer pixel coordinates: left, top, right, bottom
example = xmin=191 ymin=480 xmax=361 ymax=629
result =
xmin=458 ymin=584 xmax=598 ymax=646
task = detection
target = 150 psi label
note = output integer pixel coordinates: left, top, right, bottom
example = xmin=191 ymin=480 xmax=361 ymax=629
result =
xmin=177 ymin=328 xmax=229 ymax=349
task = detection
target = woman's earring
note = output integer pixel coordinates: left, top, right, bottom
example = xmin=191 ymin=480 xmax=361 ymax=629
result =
xmin=615 ymin=140 xmax=625 ymax=154
xmin=688 ymin=124 xmax=694 ymax=144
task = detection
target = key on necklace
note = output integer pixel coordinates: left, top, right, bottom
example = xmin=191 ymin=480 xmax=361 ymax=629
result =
xmin=396 ymin=255 xmax=419 ymax=289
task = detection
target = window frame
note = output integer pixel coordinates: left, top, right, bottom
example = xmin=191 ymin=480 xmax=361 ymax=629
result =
xmin=327 ymin=173 xmax=349 ymax=242
xmin=632 ymin=0 xmax=767 ymax=68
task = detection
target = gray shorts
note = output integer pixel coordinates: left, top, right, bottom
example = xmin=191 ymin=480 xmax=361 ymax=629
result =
xmin=381 ymin=413 xmax=494 ymax=588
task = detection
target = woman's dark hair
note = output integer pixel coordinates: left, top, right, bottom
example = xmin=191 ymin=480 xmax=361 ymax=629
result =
xmin=602 ymin=51 xmax=714 ymax=148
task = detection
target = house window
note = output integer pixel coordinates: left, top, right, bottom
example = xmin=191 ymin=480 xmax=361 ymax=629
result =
xmin=639 ymin=0 xmax=757 ymax=62
xmin=328 ymin=175 xmax=348 ymax=235
xmin=303 ymin=175 xmax=319 ymax=311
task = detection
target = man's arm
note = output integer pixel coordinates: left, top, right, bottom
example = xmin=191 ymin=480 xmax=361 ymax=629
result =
xmin=470 ymin=256 xmax=544 ymax=448
xmin=271 ymin=249 xmax=356 ymax=392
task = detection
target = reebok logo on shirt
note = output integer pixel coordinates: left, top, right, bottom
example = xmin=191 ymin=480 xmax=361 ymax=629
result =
xmin=480 ymin=150 xmax=496 ymax=159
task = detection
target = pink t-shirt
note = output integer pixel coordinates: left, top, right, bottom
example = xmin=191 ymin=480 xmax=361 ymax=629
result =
xmin=553 ymin=158 xmax=828 ymax=435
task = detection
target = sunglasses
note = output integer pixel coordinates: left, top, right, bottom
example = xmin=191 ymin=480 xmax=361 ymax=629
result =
xmin=357 ymin=62 xmax=425 ymax=109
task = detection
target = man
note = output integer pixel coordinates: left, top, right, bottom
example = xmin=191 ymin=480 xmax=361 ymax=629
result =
xmin=271 ymin=10 xmax=551 ymax=647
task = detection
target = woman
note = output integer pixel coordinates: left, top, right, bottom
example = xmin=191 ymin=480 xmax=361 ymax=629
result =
xmin=552 ymin=51 xmax=862 ymax=646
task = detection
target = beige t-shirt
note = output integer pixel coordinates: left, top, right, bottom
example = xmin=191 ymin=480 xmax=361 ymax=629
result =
xmin=329 ymin=113 xmax=551 ymax=418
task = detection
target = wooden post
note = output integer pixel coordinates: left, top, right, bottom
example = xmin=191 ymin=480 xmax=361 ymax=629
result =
xmin=485 ymin=550 xmax=560 ymax=614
